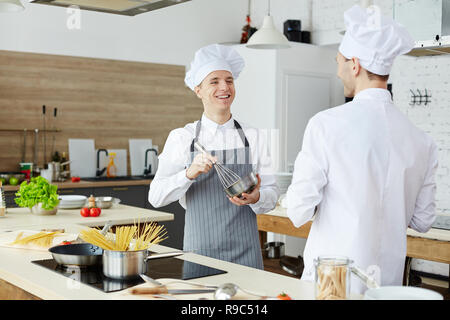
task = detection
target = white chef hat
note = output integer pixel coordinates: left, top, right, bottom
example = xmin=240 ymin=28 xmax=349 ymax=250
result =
xmin=339 ymin=5 xmax=415 ymax=76
xmin=184 ymin=44 xmax=245 ymax=91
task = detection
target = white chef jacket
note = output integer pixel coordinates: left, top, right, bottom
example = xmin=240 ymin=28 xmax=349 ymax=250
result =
xmin=287 ymin=88 xmax=438 ymax=294
xmin=148 ymin=114 xmax=279 ymax=214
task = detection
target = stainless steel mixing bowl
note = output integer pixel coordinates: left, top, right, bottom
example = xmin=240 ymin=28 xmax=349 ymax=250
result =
xmin=224 ymin=171 xmax=258 ymax=198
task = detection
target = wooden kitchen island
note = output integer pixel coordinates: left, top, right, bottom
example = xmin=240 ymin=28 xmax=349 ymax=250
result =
xmin=0 ymin=204 xmax=320 ymax=300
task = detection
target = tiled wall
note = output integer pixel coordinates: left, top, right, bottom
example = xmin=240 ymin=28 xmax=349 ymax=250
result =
xmin=252 ymin=0 xmax=449 ymax=278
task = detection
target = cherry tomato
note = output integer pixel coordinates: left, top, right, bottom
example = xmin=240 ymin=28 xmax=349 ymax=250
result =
xmin=80 ymin=207 xmax=90 ymax=217
xmin=277 ymin=292 xmax=292 ymax=300
xmin=60 ymin=241 xmax=72 ymax=245
xmin=89 ymin=207 xmax=101 ymax=217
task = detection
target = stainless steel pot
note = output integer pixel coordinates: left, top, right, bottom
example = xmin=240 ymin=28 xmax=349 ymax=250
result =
xmin=102 ymin=250 xmax=185 ymax=280
xmin=224 ymin=171 xmax=258 ymax=198
xmin=264 ymin=241 xmax=285 ymax=259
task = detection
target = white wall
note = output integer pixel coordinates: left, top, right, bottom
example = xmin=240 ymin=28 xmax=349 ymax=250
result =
xmin=0 ymin=0 xmax=247 ymax=66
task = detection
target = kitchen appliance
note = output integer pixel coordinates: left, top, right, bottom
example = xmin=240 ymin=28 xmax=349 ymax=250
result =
xmin=31 ymin=0 xmax=191 ymax=16
xmin=49 ymin=243 xmax=103 ymax=266
xmin=263 ymin=241 xmax=285 ymax=259
xmin=32 ymin=256 xmax=227 ymax=293
xmin=102 ymin=250 xmax=184 ymax=280
xmin=283 ymin=20 xmax=301 ymax=42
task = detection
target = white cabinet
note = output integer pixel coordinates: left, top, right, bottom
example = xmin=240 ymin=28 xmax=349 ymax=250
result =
xmin=232 ymin=42 xmax=344 ymax=173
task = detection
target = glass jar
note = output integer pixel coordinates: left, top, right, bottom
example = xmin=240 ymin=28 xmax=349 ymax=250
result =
xmin=314 ymin=255 xmax=353 ymax=300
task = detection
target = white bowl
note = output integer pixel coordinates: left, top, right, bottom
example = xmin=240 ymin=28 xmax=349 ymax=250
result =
xmin=364 ymin=286 xmax=443 ymax=300
xmin=58 ymin=195 xmax=87 ymax=209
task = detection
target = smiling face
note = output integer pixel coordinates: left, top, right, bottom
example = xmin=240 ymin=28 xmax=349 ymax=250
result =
xmin=194 ymin=70 xmax=235 ymax=117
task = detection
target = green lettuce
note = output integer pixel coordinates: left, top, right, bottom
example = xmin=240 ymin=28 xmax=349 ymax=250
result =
xmin=14 ymin=176 xmax=60 ymax=210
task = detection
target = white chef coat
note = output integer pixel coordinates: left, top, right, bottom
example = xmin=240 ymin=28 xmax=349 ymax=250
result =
xmin=287 ymin=88 xmax=438 ymax=294
xmin=148 ymin=114 xmax=279 ymax=214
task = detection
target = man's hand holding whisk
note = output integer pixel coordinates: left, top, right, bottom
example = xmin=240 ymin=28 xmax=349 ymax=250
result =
xmin=186 ymin=153 xmax=218 ymax=180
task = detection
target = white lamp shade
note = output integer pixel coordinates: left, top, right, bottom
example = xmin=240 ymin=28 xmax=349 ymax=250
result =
xmin=0 ymin=0 xmax=24 ymax=12
xmin=246 ymin=15 xmax=291 ymax=49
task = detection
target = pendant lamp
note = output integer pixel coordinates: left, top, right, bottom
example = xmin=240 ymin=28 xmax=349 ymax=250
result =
xmin=246 ymin=0 xmax=290 ymax=49
xmin=0 ymin=0 xmax=24 ymax=12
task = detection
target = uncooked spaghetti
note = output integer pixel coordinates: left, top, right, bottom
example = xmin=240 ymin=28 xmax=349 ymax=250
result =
xmin=316 ymin=264 xmax=347 ymax=300
xmin=79 ymin=220 xmax=167 ymax=251
xmin=10 ymin=231 xmax=62 ymax=248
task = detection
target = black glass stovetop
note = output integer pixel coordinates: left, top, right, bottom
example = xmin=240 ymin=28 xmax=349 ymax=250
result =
xmin=32 ymin=257 xmax=227 ymax=293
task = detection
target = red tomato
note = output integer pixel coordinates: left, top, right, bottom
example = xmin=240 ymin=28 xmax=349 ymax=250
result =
xmin=60 ymin=241 xmax=72 ymax=245
xmin=89 ymin=207 xmax=101 ymax=217
xmin=80 ymin=207 xmax=90 ymax=217
xmin=71 ymin=176 xmax=81 ymax=182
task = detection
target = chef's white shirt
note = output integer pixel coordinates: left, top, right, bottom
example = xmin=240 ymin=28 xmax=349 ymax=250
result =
xmin=149 ymin=114 xmax=279 ymax=214
xmin=287 ymin=88 xmax=438 ymax=294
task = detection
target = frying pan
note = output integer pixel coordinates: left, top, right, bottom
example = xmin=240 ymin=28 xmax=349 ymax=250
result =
xmin=49 ymin=243 xmax=103 ymax=267
xmin=48 ymin=222 xmax=111 ymax=267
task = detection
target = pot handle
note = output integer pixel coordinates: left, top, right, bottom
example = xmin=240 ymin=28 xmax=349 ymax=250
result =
xmin=100 ymin=221 xmax=113 ymax=235
xmin=351 ymin=266 xmax=380 ymax=289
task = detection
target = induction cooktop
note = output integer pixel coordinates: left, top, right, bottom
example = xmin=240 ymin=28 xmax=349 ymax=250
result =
xmin=32 ymin=257 xmax=227 ymax=293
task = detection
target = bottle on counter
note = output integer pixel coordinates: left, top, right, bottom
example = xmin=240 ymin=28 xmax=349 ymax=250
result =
xmin=106 ymin=152 xmax=117 ymax=178
xmin=88 ymin=195 xmax=96 ymax=208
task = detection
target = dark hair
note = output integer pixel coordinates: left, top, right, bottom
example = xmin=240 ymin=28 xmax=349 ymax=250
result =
xmin=344 ymin=57 xmax=389 ymax=81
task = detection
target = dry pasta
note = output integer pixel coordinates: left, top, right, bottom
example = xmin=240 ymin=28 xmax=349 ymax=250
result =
xmin=10 ymin=231 xmax=61 ymax=247
xmin=316 ymin=264 xmax=348 ymax=300
xmin=80 ymin=220 xmax=167 ymax=251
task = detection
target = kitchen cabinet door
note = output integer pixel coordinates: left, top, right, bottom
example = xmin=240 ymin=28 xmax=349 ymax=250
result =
xmin=92 ymin=186 xmax=147 ymax=208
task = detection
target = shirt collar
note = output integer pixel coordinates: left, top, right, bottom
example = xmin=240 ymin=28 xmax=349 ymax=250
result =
xmin=353 ymin=88 xmax=393 ymax=103
xmin=201 ymin=113 xmax=235 ymax=135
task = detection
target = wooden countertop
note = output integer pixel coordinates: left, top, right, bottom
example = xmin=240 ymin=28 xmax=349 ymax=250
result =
xmin=3 ymin=178 xmax=152 ymax=192
xmin=0 ymin=205 xmax=325 ymax=300
xmin=258 ymin=206 xmax=450 ymax=264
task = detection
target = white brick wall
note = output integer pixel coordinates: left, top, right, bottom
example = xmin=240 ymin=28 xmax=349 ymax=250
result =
xmin=252 ymin=0 xmax=450 ymax=277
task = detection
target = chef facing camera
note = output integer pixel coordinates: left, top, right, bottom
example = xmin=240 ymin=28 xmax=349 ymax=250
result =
xmin=149 ymin=44 xmax=279 ymax=270
xmin=287 ymin=5 xmax=438 ymax=294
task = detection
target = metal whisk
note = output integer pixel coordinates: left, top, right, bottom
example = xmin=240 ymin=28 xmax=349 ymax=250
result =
xmin=194 ymin=142 xmax=241 ymax=188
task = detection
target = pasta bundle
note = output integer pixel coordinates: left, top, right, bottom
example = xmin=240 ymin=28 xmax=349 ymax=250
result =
xmin=10 ymin=231 xmax=62 ymax=248
xmin=80 ymin=221 xmax=167 ymax=251
xmin=316 ymin=264 xmax=348 ymax=300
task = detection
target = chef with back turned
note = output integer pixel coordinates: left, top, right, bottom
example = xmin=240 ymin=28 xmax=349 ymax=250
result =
xmin=286 ymin=5 xmax=438 ymax=294
xmin=148 ymin=44 xmax=279 ymax=270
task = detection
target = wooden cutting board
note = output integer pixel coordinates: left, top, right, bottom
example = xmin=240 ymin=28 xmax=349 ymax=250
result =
xmin=0 ymin=230 xmax=78 ymax=251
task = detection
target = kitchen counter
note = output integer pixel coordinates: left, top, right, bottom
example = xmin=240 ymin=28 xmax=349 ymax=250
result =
xmin=2 ymin=178 xmax=152 ymax=192
xmin=0 ymin=205 xmax=321 ymax=300
xmin=258 ymin=206 xmax=450 ymax=265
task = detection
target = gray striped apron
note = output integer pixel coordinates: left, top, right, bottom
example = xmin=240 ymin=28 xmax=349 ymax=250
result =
xmin=183 ymin=119 xmax=263 ymax=270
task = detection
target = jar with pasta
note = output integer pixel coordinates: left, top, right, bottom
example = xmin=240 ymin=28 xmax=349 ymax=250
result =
xmin=314 ymin=256 xmax=352 ymax=300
